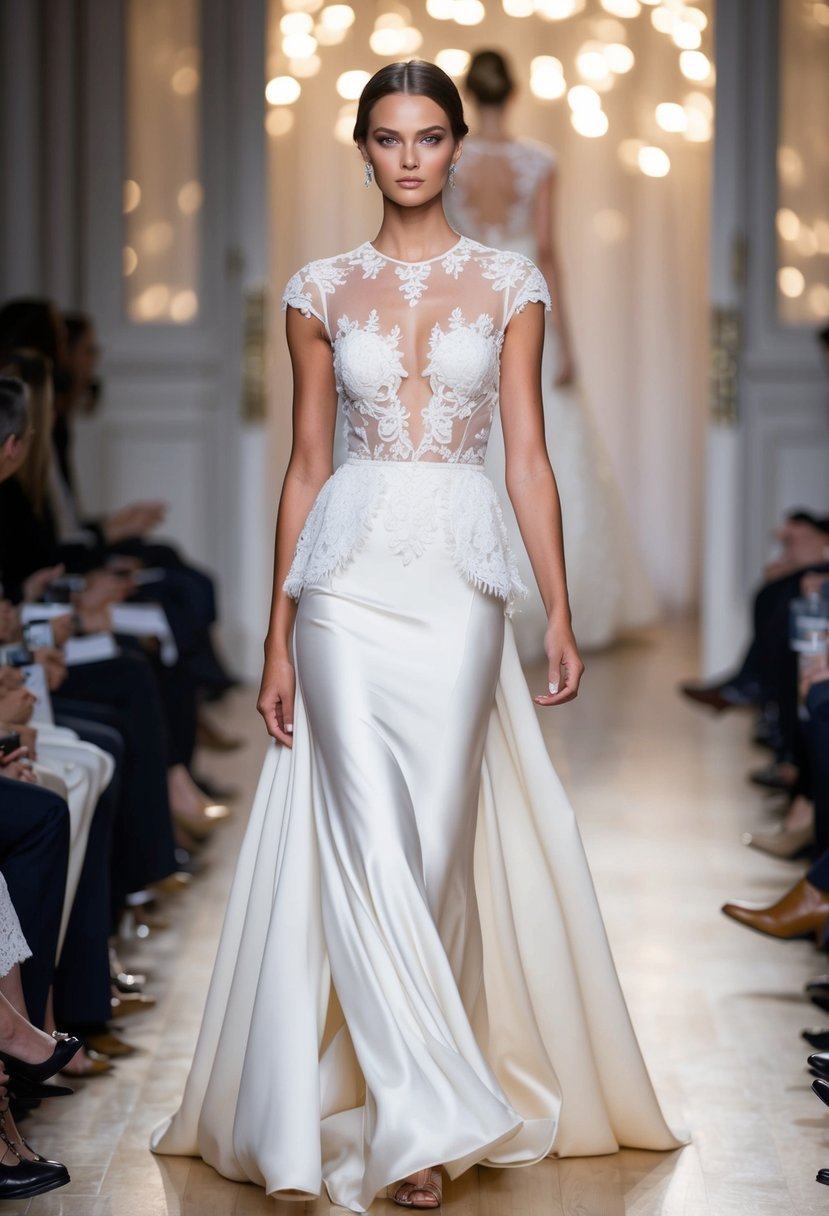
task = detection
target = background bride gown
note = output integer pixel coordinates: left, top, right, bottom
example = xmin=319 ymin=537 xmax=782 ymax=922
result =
xmin=151 ymin=236 xmax=682 ymax=1213
xmin=446 ymin=137 xmax=658 ymax=659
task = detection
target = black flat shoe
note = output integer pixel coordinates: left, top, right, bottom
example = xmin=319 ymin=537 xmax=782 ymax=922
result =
xmin=803 ymin=1029 xmax=829 ymax=1050
xmin=0 ymin=1032 xmax=82 ymax=1083
xmin=807 ymin=976 xmax=829 ymax=994
xmin=0 ymin=1156 xmax=69 ymax=1199
xmin=818 ymin=1168 xmax=829 ymax=1186
xmin=813 ymin=1078 xmax=829 ymax=1109
xmin=811 ymin=992 xmax=829 ymax=1014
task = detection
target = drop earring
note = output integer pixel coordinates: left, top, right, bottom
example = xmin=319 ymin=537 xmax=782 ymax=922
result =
xmin=448 ymin=163 xmax=457 ymax=189
xmin=363 ymin=162 xmax=373 ymax=188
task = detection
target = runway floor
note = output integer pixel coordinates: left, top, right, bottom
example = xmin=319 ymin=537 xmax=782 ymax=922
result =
xmin=12 ymin=618 xmax=829 ymax=1215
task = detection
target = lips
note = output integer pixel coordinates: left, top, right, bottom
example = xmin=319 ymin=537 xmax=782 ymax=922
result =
xmin=397 ymin=178 xmax=423 ymax=186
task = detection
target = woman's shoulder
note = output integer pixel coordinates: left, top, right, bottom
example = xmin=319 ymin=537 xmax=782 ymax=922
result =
xmin=281 ymin=244 xmax=373 ymax=319
xmin=463 ymin=238 xmax=543 ymax=276
xmin=460 ymin=240 xmax=551 ymax=314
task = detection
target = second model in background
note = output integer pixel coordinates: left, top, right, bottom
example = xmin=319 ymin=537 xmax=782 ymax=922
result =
xmin=447 ymin=50 xmax=657 ymax=660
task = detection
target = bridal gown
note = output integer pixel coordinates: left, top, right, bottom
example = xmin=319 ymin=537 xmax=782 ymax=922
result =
xmin=446 ymin=138 xmax=658 ymax=659
xmin=151 ymin=236 xmax=682 ymax=1211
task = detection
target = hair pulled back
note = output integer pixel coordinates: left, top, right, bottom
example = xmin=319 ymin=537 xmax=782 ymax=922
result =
xmin=466 ymin=50 xmax=514 ymax=106
xmin=353 ymin=60 xmax=469 ymax=145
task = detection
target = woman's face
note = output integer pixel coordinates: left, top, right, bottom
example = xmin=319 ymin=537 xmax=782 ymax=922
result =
xmin=360 ymin=92 xmax=461 ymax=207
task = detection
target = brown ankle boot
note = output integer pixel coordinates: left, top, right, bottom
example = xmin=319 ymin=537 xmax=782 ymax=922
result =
xmin=722 ymin=879 xmax=829 ymax=943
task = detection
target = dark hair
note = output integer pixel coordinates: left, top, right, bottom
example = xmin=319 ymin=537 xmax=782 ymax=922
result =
xmin=353 ymin=60 xmax=469 ymax=144
xmin=0 ymin=376 xmax=28 ymax=447
xmin=466 ymin=50 xmax=514 ymax=106
xmin=64 ymin=311 xmax=93 ymax=348
xmin=0 ymin=298 xmax=61 ymax=366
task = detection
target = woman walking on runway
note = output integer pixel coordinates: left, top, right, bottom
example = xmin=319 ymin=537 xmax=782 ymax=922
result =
xmin=152 ymin=60 xmax=679 ymax=1212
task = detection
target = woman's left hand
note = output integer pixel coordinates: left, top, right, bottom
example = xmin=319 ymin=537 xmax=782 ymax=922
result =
xmin=535 ymin=621 xmax=584 ymax=707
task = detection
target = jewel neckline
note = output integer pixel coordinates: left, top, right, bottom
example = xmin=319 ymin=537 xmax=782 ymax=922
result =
xmin=367 ymin=235 xmax=465 ymax=266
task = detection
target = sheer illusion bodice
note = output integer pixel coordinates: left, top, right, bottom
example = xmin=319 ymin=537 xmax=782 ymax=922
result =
xmin=282 ymin=237 xmax=549 ymax=608
xmin=283 ymin=236 xmax=548 ymax=465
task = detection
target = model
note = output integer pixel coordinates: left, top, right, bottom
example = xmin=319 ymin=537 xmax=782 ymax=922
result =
xmin=446 ymin=50 xmax=658 ymax=659
xmin=151 ymin=60 xmax=680 ymax=1212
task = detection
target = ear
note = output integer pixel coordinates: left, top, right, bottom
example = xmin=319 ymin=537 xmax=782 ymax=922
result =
xmin=452 ymin=140 xmax=463 ymax=167
xmin=0 ymin=435 xmax=16 ymax=460
xmin=357 ymin=141 xmax=370 ymax=165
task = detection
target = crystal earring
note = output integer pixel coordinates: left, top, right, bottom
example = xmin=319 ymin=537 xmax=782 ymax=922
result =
xmin=363 ymin=162 xmax=373 ymax=188
xmin=448 ymin=163 xmax=457 ymax=189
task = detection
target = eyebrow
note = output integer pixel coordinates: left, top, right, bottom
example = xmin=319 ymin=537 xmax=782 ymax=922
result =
xmin=371 ymin=124 xmax=448 ymax=136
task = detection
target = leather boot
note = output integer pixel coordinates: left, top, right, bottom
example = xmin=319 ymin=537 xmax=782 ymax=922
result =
xmin=721 ymin=879 xmax=829 ymax=942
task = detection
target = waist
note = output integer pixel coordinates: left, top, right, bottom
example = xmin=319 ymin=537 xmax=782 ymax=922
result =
xmin=344 ymin=456 xmax=486 ymax=473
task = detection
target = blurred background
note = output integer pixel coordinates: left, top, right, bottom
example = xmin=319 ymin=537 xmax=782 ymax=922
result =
xmin=0 ymin=0 xmax=826 ymax=679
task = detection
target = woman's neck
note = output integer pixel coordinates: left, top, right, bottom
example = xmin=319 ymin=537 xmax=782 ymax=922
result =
xmin=371 ymin=196 xmax=458 ymax=263
xmin=474 ymin=105 xmax=509 ymax=142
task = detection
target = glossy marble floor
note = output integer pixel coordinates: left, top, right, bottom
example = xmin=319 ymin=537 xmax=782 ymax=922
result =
xmin=13 ymin=619 xmax=829 ymax=1215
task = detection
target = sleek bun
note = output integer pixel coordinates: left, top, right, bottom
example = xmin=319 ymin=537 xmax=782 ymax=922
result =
xmin=466 ymin=50 xmax=514 ymax=106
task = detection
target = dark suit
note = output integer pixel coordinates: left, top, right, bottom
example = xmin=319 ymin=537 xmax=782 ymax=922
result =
xmin=0 ymin=778 xmax=69 ymax=1027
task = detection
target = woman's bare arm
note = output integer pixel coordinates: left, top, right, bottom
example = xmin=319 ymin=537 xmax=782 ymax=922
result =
xmin=499 ymin=301 xmax=584 ymax=704
xmin=533 ymin=168 xmax=575 ymax=387
xmin=257 ymin=307 xmax=337 ymax=746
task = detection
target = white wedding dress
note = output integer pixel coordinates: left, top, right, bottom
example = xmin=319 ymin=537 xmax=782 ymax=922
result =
xmin=151 ymin=237 xmax=681 ymax=1211
xmin=446 ymin=138 xmax=658 ymax=659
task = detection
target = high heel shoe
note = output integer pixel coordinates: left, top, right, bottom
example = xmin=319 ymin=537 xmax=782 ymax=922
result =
xmin=743 ymin=824 xmax=814 ymax=860
xmin=392 ymin=1167 xmax=442 ymax=1209
xmin=8 ymin=1077 xmax=74 ymax=1103
xmin=0 ymin=1115 xmax=69 ymax=1198
xmin=172 ymin=803 xmax=232 ymax=841
xmin=0 ymin=1031 xmax=82 ymax=1083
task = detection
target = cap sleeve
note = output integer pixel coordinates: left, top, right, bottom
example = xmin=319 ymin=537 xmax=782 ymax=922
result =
xmin=504 ymin=260 xmax=552 ymax=327
xmin=281 ymin=265 xmax=327 ymax=327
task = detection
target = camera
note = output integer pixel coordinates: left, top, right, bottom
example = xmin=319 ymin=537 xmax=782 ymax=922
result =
xmin=42 ymin=574 xmax=86 ymax=604
xmin=22 ymin=621 xmax=54 ymax=650
xmin=0 ymin=643 xmax=33 ymax=668
xmin=0 ymin=730 xmax=21 ymax=757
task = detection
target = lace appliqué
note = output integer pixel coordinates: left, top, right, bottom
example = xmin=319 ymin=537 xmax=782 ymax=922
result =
xmin=283 ymin=463 xmax=527 ymax=611
xmin=282 ymin=464 xmax=384 ymax=598
xmin=282 ymin=259 xmax=351 ymax=323
xmin=335 ymin=311 xmax=412 ymax=460
xmin=0 ymin=876 xmax=31 ymax=978
xmin=396 ymin=262 xmax=432 ymax=307
xmin=420 ymin=309 xmax=500 ymax=463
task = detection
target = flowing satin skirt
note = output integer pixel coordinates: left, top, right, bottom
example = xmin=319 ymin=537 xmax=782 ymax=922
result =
xmin=151 ymin=491 xmax=681 ymax=1211
xmin=486 ymin=327 xmax=659 ymax=661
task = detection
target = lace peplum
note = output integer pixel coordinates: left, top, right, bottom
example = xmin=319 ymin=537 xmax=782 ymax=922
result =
xmin=283 ymin=461 xmax=527 ymax=611
xmin=281 ymin=236 xmax=549 ymax=605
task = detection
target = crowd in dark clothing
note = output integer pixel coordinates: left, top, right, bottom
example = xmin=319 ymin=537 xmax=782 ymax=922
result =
xmin=680 ymin=506 xmax=829 ymax=1188
xmin=0 ymin=299 xmax=239 ymax=1199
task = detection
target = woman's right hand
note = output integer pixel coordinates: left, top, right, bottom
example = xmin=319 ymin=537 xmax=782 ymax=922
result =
xmin=257 ymin=655 xmax=296 ymax=748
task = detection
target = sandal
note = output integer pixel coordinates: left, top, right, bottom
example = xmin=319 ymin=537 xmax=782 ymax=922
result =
xmin=393 ymin=1167 xmax=442 ymax=1209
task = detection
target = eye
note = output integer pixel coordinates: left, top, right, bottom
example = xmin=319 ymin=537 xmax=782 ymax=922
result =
xmin=377 ymin=136 xmax=398 ymax=147
xmin=421 ymin=135 xmax=442 ymax=145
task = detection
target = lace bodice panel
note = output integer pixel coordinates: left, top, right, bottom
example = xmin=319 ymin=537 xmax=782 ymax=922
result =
xmin=282 ymin=236 xmax=550 ymax=465
xmin=445 ymin=139 xmax=557 ymax=250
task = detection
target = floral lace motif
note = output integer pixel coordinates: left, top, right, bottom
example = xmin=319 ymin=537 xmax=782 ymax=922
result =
xmin=0 ymin=875 xmax=31 ymax=978
xmin=283 ymin=463 xmax=527 ymax=611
